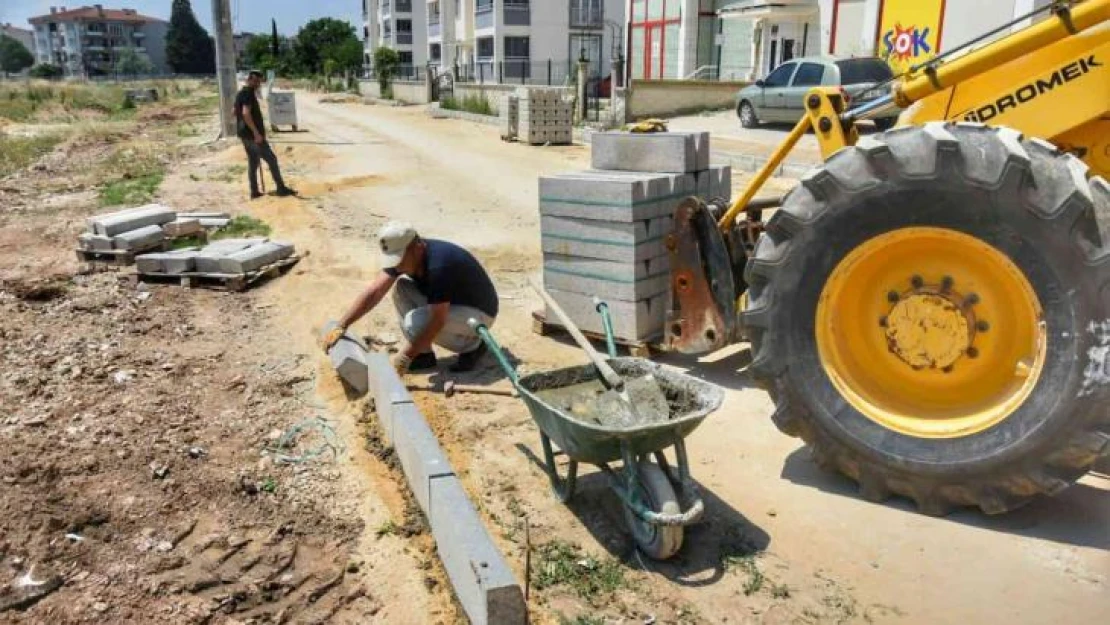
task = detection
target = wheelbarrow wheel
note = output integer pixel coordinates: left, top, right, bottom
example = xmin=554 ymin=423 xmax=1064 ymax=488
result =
xmin=623 ymin=461 xmax=683 ymax=560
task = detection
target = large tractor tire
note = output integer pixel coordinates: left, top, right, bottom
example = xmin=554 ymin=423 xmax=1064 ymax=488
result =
xmin=743 ymin=122 xmax=1110 ymax=515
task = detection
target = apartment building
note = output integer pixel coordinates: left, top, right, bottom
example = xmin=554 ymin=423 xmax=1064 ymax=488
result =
xmin=428 ymin=0 xmax=625 ymax=82
xmin=28 ymin=5 xmax=168 ymax=77
xmin=363 ymin=0 xmax=429 ymax=70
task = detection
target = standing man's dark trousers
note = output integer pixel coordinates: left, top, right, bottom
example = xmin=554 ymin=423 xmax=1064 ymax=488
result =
xmin=241 ymin=138 xmax=288 ymax=196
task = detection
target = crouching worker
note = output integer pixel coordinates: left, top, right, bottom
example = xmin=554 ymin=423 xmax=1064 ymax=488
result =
xmin=322 ymin=222 xmax=499 ymax=374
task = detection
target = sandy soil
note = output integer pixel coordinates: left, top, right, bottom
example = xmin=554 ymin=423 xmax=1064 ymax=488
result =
xmin=1 ymin=88 xmax=1106 ymax=625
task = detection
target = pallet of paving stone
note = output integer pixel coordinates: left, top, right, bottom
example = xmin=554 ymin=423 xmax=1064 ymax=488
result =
xmin=530 ymin=309 xmax=661 ymax=358
xmin=75 ymin=242 xmax=168 ymax=266
xmin=136 ymin=255 xmax=302 ymax=292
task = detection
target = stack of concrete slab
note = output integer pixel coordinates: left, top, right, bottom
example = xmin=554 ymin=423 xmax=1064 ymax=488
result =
xmin=80 ymin=204 xmax=176 ymax=253
xmin=517 ymin=87 xmax=573 ymax=145
xmin=135 ymin=237 xmax=296 ymax=277
xmin=499 ymin=94 xmax=518 ymax=141
xmin=539 ymin=131 xmax=730 ymax=344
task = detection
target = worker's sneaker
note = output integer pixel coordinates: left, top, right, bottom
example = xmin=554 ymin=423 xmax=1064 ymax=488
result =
xmin=409 ymin=352 xmax=437 ymax=371
xmin=275 ymin=187 xmax=298 ymax=197
xmin=250 ymin=192 xmax=264 ymax=200
xmin=450 ymin=342 xmax=488 ymax=373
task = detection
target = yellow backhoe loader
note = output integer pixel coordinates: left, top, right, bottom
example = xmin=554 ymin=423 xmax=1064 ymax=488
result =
xmin=666 ymin=0 xmax=1110 ymax=514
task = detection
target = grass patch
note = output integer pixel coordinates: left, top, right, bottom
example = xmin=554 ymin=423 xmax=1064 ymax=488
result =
xmin=210 ymin=164 xmax=246 ymax=182
xmin=440 ymin=93 xmax=494 ymax=116
xmin=0 ymin=132 xmax=63 ymax=177
xmin=169 ymin=234 xmax=207 ymax=250
xmin=0 ymin=82 xmax=133 ymax=123
xmin=99 ymin=172 xmax=164 ymax=207
xmin=375 ymin=520 xmax=399 ymax=539
xmin=212 ymin=215 xmax=272 ymax=240
xmin=533 ymin=541 xmax=625 ymax=600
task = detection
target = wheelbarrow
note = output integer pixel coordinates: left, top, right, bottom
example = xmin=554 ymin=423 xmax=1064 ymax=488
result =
xmin=468 ymin=300 xmax=724 ymax=560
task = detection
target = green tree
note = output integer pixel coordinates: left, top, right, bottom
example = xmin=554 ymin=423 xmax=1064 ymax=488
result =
xmin=330 ymin=38 xmax=364 ymax=75
xmin=0 ymin=35 xmax=34 ymax=75
xmin=29 ymin=63 xmax=63 ymax=78
xmin=373 ymin=47 xmax=401 ymax=95
xmin=271 ymin=19 xmax=280 ymax=58
xmin=114 ymin=48 xmax=153 ymax=76
xmin=292 ymin=18 xmax=359 ymax=75
xmin=166 ymin=0 xmax=215 ymax=74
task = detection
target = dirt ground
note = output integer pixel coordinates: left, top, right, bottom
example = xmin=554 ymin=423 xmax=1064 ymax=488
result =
xmin=1 ymin=86 xmax=1107 ymax=625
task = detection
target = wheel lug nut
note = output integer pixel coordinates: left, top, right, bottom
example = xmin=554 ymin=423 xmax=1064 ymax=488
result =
xmin=967 ymin=347 xmax=979 ymax=358
xmin=942 ymin=365 xmax=954 ymax=373
xmin=879 ymin=316 xmax=888 ymax=327
xmin=941 ymin=276 xmax=954 ymax=291
xmin=887 ymin=291 xmax=900 ymax=303
xmin=911 ymin=275 xmax=924 ymax=289
xmin=964 ymin=293 xmax=980 ymax=306
xmin=977 ymin=320 xmax=990 ymax=332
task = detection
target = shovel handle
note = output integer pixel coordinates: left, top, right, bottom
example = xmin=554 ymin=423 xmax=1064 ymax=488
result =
xmin=529 ymin=278 xmax=624 ymax=390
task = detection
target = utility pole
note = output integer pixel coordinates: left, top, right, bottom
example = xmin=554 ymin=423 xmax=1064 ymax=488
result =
xmin=212 ymin=0 xmax=237 ymax=138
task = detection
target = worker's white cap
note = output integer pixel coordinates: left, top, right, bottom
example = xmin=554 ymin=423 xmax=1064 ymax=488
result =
xmin=378 ymin=221 xmax=418 ymax=269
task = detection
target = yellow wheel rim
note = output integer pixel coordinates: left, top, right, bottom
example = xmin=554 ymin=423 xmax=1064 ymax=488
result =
xmin=815 ymin=227 xmax=1046 ymax=439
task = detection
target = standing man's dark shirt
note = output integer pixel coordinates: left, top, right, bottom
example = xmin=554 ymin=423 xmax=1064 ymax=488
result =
xmin=385 ymin=239 xmax=500 ymax=318
xmin=235 ymin=86 xmax=265 ymax=140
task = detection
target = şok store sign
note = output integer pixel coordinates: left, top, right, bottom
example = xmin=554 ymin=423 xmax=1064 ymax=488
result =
xmin=877 ymin=0 xmax=945 ymax=73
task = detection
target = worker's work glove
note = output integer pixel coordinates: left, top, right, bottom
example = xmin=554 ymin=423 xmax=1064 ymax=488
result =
xmin=391 ymin=353 xmax=413 ymax=375
xmin=321 ymin=326 xmax=346 ymax=353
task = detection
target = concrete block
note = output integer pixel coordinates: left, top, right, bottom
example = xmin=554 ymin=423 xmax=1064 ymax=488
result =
xmin=199 ymin=218 xmax=231 ymax=228
xmin=90 ymin=204 xmax=176 ymax=237
xmin=112 ymin=224 xmax=165 ymax=250
xmin=538 ymin=172 xmax=691 ymax=222
xmin=177 ymin=211 xmax=231 ymax=220
xmin=591 ymin=131 xmax=710 ymax=173
xmin=368 ymin=351 xmax=413 ymax=444
xmin=539 ymin=215 xmax=672 ymax=262
xmin=544 ymin=269 xmax=669 ymax=300
xmin=544 ymin=288 xmax=667 ymax=341
xmin=193 ymin=238 xmax=268 ymax=273
xmin=694 ymin=165 xmax=732 ymax=201
xmin=430 ymin=475 xmax=527 ymax=625
xmin=163 ymin=218 xmax=203 ymax=238
xmin=543 ymin=253 xmax=669 ymax=282
xmin=325 ymin=321 xmax=370 ymax=396
xmin=78 ymin=233 xmax=115 ymax=251
xmin=393 ymin=407 xmax=455 ymax=516
xmin=217 ymin=241 xmax=295 ymax=274
xmin=134 ymin=249 xmax=198 ymax=274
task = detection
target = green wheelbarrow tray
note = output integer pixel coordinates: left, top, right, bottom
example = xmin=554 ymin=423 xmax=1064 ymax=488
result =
xmin=516 ymin=358 xmax=723 ymax=466
xmin=469 ymin=303 xmax=724 ymax=559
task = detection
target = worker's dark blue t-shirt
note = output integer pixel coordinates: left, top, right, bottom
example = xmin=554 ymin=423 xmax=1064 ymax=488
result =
xmin=386 ymin=239 xmax=499 ymax=318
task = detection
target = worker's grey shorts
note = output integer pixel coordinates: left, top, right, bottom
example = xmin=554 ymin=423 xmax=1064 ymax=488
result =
xmin=393 ymin=277 xmax=495 ymax=354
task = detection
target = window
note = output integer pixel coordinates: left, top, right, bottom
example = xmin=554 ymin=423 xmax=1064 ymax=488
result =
xmin=430 ymin=43 xmax=441 ymax=60
xmin=477 ymin=36 xmax=494 ymax=59
xmin=792 ymin=62 xmax=824 ymax=87
xmin=763 ymin=63 xmax=795 ymax=87
xmin=570 ymin=0 xmax=602 ymax=28
xmin=398 ymin=51 xmax=413 ymax=64
xmin=397 ymin=19 xmax=412 ymax=33
xmin=504 ymin=36 xmax=529 ymax=58
xmin=836 ymin=59 xmax=893 ymax=85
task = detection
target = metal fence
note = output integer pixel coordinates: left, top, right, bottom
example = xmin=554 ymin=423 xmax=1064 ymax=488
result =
xmin=452 ymin=59 xmax=589 ymax=86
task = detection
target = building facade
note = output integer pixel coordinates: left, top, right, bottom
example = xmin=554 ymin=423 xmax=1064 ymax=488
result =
xmin=28 ymin=5 xmax=168 ymax=76
xmin=364 ymin=0 xmax=429 ymax=70
xmin=364 ymin=0 xmax=626 ymax=82
xmin=627 ymin=0 xmax=1055 ymax=83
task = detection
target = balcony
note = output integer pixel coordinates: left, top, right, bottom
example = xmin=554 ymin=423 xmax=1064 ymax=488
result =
xmin=133 ymin=30 xmax=145 ymax=38
xmin=396 ymin=0 xmax=413 ymax=12
xmin=429 ymin=21 xmax=441 ymax=37
xmin=396 ymin=31 xmax=413 ymax=44
xmin=476 ymin=2 xmax=494 ymax=30
xmin=382 ymin=0 xmax=391 ymax=15
xmin=504 ymin=1 xmax=530 ymax=26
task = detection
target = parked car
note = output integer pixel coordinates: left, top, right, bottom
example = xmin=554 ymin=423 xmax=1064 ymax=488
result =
xmin=736 ymin=56 xmax=899 ymax=130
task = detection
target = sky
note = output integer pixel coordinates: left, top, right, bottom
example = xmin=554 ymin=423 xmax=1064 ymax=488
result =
xmin=0 ymin=0 xmax=363 ymax=35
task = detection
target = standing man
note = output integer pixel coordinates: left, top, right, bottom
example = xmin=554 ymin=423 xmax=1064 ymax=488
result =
xmin=323 ymin=222 xmax=499 ymax=374
xmin=235 ymin=70 xmax=297 ymax=199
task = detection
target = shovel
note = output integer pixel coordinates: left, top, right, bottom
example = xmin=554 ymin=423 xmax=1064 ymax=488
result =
xmin=529 ymin=279 xmax=670 ymax=427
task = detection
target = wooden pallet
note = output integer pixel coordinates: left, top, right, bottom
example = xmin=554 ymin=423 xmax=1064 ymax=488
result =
xmin=135 ymin=255 xmax=302 ymax=292
xmin=76 ymin=242 xmax=168 ymax=266
xmin=531 ymin=309 xmax=662 ymax=358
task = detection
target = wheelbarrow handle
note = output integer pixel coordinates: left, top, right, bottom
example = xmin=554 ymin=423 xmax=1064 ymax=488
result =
xmin=592 ymin=297 xmax=618 ymax=359
xmin=468 ymin=318 xmax=520 ymax=386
